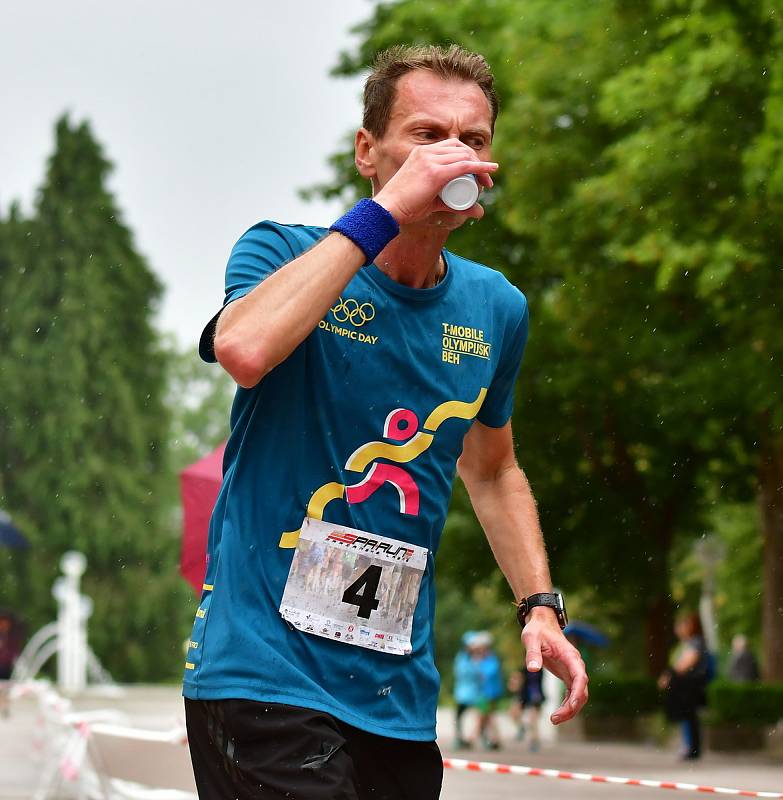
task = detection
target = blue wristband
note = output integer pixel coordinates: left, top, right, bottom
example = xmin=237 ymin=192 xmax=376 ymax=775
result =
xmin=330 ymin=198 xmax=400 ymax=265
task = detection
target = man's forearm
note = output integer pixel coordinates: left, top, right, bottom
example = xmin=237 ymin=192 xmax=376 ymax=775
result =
xmin=214 ymin=232 xmax=365 ymax=387
xmin=463 ymin=464 xmax=553 ymax=602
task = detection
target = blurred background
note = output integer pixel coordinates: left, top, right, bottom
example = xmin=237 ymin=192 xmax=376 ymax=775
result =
xmin=1 ymin=0 xmax=781 ymax=759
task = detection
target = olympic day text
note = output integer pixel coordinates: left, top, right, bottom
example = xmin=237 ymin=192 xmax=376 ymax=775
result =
xmin=319 ymin=318 xmax=379 ymax=344
xmin=320 ymin=296 xmax=380 ymax=345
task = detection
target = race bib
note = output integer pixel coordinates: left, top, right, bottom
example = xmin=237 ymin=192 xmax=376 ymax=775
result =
xmin=279 ymin=517 xmax=428 ymax=656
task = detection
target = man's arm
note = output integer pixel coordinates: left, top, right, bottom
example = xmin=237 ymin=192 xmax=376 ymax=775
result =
xmin=214 ymin=233 xmax=364 ymax=388
xmin=457 ymin=420 xmax=589 ymax=724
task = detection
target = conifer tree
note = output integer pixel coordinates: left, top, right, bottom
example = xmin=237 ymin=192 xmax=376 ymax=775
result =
xmin=0 ymin=116 xmax=190 ymax=681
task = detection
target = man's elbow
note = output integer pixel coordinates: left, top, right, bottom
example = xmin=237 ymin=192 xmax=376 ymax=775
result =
xmin=457 ymin=452 xmax=520 ymax=490
xmin=213 ymin=332 xmax=268 ymax=389
xmin=456 ymin=454 xmax=487 ymax=490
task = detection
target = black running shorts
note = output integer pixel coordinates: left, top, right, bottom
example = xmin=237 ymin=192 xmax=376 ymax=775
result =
xmin=184 ymin=698 xmax=443 ymax=800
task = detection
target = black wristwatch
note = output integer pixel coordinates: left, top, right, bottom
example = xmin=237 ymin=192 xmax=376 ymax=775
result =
xmin=516 ymin=592 xmax=568 ymax=630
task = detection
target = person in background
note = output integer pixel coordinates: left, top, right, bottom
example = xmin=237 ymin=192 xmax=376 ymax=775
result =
xmin=473 ymin=631 xmax=503 ymax=750
xmin=727 ymin=634 xmax=760 ymax=683
xmin=508 ymin=664 xmax=545 ymax=751
xmin=453 ymin=632 xmax=482 ymax=748
xmin=658 ymin=612 xmax=712 ymax=760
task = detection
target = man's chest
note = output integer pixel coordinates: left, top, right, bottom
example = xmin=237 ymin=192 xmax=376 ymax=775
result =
xmin=311 ymin=288 xmax=500 ymax=397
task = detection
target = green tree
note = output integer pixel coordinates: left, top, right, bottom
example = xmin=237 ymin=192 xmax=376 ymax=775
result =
xmin=167 ymin=343 xmax=234 ymax=476
xmin=313 ymin=0 xmax=781 ymax=675
xmin=0 ymin=116 xmax=190 ymax=681
xmin=671 ymin=503 xmax=763 ymax=664
xmin=538 ymin=0 xmax=783 ymax=678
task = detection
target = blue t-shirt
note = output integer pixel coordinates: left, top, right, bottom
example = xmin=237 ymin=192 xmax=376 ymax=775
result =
xmin=479 ymin=653 xmax=504 ymax=701
xmin=453 ymin=650 xmax=483 ymax=706
xmin=183 ymin=221 xmax=529 ymax=740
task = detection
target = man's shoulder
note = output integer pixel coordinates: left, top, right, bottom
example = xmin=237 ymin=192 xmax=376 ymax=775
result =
xmin=448 ymin=251 xmax=528 ymax=317
xmin=236 ymin=219 xmax=328 ymax=253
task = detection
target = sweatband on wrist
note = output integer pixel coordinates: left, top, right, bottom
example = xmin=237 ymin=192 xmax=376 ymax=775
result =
xmin=329 ymin=198 xmax=400 ymax=265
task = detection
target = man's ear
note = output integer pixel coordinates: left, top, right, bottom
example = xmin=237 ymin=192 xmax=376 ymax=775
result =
xmin=355 ymin=128 xmax=377 ymax=179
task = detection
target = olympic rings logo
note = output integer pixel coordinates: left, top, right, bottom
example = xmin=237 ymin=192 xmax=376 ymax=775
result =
xmin=330 ymin=297 xmax=376 ymax=327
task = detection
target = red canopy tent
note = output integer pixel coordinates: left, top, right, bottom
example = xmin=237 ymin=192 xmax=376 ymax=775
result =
xmin=179 ymin=442 xmax=225 ymax=593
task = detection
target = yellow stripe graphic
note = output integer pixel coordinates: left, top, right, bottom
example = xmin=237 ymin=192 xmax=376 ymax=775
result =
xmin=279 ymin=482 xmax=346 ymax=548
xmin=423 ymin=387 xmax=487 ymax=432
xmin=345 ymin=432 xmax=434 ymax=473
xmin=277 ymin=388 xmax=487 ymax=550
xmin=185 ymin=662 xmax=195 ymax=670
xmin=202 ymin=583 xmax=214 ymax=591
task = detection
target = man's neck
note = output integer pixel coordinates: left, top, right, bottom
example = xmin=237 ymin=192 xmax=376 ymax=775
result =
xmin=374 ymin=225 xmax=448 ymax=289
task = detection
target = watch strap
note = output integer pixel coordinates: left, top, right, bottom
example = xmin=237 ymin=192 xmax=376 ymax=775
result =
xmin=516 ymin=592 xmax=567 ymax=629
xmin=526 ymin=592 xmax=560 ymax=607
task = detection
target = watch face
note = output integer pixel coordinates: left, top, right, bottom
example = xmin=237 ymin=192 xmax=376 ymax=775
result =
xmin=556 ymin=593 xmax=568 ymax=626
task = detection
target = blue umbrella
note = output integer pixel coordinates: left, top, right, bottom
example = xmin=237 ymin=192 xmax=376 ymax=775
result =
xmin=0 ymin=510 xmax=30 ymax=549
xmin=564 ymin=620 xmax=610 ymax=647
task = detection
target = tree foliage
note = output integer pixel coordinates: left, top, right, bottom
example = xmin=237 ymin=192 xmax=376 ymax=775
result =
xmin=167 ymin=344 xmax=234 ymax=476
xmin=314 ymin=0 xmax=783 ymax=676
xmin=0 ymin=117 xmax=190 ymax=681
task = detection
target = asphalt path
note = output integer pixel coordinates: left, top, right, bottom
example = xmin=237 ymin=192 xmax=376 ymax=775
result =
xmin=1 ymin=686 xmax=781 ymax=800
xmin=439 ymin=739 xmax=783 ymax=799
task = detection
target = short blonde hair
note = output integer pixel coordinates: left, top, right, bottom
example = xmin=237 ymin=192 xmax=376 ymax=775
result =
xmin=363 ymin=44 xmax=499 ymax=138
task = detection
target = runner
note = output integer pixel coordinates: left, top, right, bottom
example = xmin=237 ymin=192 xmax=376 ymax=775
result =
xmin=183 ymin=43 xmax=588 ymax=800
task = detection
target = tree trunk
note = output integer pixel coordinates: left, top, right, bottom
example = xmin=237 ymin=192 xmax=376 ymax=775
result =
xmin=645 ymin=528 xmax=674 ymax=678
xmin=646 ymin=592 xmax=673 ymax=677
xmin=758 ymin=432 xmax=783 ymax=681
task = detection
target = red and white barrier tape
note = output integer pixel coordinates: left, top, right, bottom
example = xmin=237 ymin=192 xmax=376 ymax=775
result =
xmin=9 ymin=686 xmax=780 ymax=798
xmin=442 ymin=758 xmax=783 ymax=798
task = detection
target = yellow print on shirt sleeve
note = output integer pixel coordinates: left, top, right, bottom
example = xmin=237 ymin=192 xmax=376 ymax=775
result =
xmin=278 ymin=387 xmax=487 ymax=548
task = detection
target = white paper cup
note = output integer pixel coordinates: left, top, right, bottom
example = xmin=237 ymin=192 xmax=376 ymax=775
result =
xmin=439 ymin=174 xmax=479 ymax=211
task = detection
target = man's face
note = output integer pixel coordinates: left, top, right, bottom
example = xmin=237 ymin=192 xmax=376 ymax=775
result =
xmin=358 ymin=70 xmax=493 ymax=228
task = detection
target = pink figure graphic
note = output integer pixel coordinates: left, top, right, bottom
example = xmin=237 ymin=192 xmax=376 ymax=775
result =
xmin=383 ymin=408 xmax=419 ymax=442
xmin=346 ymin=463 xmax=420 ymax=515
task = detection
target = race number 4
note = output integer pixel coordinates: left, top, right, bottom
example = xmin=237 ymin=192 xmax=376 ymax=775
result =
xmin=342 ymin=565 xmax=382 ymax=619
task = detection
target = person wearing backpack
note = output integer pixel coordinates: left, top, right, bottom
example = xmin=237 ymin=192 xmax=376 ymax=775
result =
xmin=658 ymin=612 xmax=713 ymax=760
